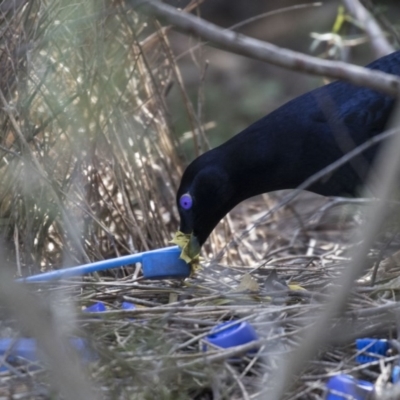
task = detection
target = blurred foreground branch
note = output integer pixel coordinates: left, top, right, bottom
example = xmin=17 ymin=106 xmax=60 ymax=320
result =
xmin=127 ymin=0 xmax=400 ymax=96
xmin=0 ymin=271 xmax=96 ymax=400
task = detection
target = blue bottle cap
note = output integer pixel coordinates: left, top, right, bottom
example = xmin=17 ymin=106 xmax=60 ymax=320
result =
xmin=204 ymin=321 xmax=258 ymax=352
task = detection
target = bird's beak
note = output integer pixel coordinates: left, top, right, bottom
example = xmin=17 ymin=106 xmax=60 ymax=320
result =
xmin=171 ymin=230 xmax=201 ymax=265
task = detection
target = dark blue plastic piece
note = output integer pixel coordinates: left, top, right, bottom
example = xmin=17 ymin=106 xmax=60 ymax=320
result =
xmin=326 ymin=374 xmax=374 ymax=400
xmin=0 ymin=338 xmax=91 ymax=372
xmin=19 ymin=245 xmax=188 ymax=282
xmin=203 ymin=321 xmax=258 ymax=352
xmin=356 ymin=338 xmax=389 ymax=364
xmin=84 ymin=302 xmax=106 ymax=313
xmin=141 ymin=247 xmax=191 ymax=279
xmin=121 ymin=302 xmax=136 ymax=310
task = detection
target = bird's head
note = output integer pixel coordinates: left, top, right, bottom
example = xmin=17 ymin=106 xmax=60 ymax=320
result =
xmin=176 ymin=153 xmax=235 ymax=249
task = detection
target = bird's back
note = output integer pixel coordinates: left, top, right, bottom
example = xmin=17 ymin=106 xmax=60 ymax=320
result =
xmin=217 ymin=51 xmax=400 ymax=197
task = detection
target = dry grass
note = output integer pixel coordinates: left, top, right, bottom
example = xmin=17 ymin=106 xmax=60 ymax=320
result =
xmin=0 ymin=1 xmax=399 ymax=399
xmin=0 ymin=0 xmax=185 ymax=275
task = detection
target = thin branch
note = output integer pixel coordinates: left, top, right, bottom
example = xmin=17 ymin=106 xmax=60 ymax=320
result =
xmin=228 ymin=2 xmax=323 ymax=32
xmin=126 ymin=0 xmax=400 ymax=97
xmin=342 ymin=0 xmax=394 ymax=58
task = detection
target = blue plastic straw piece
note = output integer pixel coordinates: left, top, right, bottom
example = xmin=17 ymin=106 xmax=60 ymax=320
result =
xmin=19 ymin=246 xmax=179 ymax=282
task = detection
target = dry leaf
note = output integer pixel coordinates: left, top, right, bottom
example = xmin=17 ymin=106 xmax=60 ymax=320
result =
xmin=288 ymin=283 xmax=305 ymax=291
xmin=237 ymin=273 xmax=259 ymax=292
xmin=170 ymin=230 xmax=201 ymax=273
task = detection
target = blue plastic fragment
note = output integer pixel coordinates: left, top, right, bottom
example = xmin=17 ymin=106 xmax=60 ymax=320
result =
xmin=356 ymin=338 xmax=389 ymax=364
xmin=0 ymin=338 xmax=92 ymax=372
xmin=326 ymin=374 xmax=374 ymax=400
xmin=121 ymin=302 xmax=136 ymax=310
xmin=84 ymin=302 xmax=106 ymax=313
xmin=392 ymin=365 xmax=400 ymax=383
xmin=84 ymin=302 xmax=137 ymax=313
xmin=121 ymin=302 xmax=136 ymax=321
xmin=0 ymin=338 xmax=37 ymax=372
xmin=203 ymin=321 xmax=258 ymax=352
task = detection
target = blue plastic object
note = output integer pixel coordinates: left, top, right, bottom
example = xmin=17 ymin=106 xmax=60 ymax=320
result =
xmin=84 ymin=301 xmax=138 ymax=314
xmin=19 ymin=246 xmax=190 ymax=282
xmin=392 ymin=365 xmax=400 ymax=383
xmin=84 ymin=302 xmax=137 ymax=313
xmin=141 ymin=247 xmax=191 ymax=279
xmin=356 ymin=338 xmax=389 ymax=364
xmin=121 ymin=302 xmax=136 ymax=310
xmin=326 ymin=374 xmax=374 ymax=400
xmin=0 ymin=338 xmax=91 ymax=372
xmin=203 ymin=321 xmax=258 ymax=352
xmin=84 ymin=302 xmax=106 ymax=313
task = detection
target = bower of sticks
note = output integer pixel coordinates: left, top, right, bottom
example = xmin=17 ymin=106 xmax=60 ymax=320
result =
xmin=0 ymin=1 xmax=400 ymax=399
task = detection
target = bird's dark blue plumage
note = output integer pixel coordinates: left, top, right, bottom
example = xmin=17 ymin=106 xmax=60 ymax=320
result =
xmin=177 ymin=51 xmax=400 ymax=246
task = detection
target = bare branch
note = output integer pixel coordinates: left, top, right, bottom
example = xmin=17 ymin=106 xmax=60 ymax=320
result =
xmin=343 ymin=0 xmax=394 ymax=58
xmin=126 ymin=0 xmax=400 ymax=97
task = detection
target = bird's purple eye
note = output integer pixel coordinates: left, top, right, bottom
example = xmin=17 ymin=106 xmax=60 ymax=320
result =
xmin=179 ymin=193 xmax=193 ymax=210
